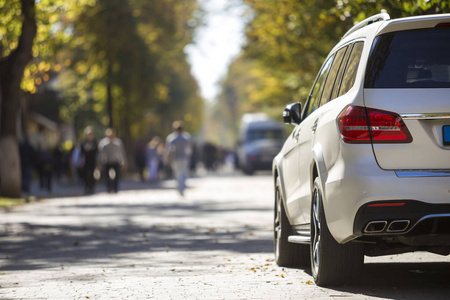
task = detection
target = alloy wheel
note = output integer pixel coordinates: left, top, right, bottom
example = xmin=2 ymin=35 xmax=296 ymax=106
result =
xmin=274 ymin=186 xmax=282 ymax=259
xmin=311 ymin=187 xmax=321 ymax=276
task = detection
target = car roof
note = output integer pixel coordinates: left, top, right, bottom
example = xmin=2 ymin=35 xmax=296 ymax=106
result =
xmin=330 ymin=13 xmax=450 ymax=55
xmin=343 ymin=13 xmax=450 ymax=39
xmin=377 ymin=13 xmax=450 ymax=35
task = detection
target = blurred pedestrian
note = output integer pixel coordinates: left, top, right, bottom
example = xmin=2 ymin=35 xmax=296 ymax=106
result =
xmin=53 ymin=143 xmax=64 ymax=183
xmin=98 ymin=128 xmax=127 ymax=193
xmin=71 ymin=144 xmax=83 ymax=184
xmin=203 ymin=142 xmax=217 ymax=172
xmin=164 ymin=121 xmax=191 ymax=196
xmin=19 ymin=138 xmax=36 ymax=193
xmin=146 ymin=136 xmax=162 ymax=183
xmin=134 ymin=142 xmax=147 ymax=182
xmin=79 ymin=126 xmax=98 ymax=195
xmin=36 ymin=145 xmax=53 ymax=193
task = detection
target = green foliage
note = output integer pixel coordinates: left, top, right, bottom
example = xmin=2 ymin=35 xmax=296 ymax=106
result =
xmin=217 ymin=0 xmax=450 ymax=145
xmin=0 ymin=0 xmax=22 ymax=57
xmin=1 ymin=0 xmax=203 ymax=144
xmin=215 ymin=0 xmax=348 ymax=145
xmin=215 ymin=0 xmax=351 ymax=134
xmin=57 ymin=0 xmax=203 ymax=140
xmin=334 ymin=0 xmax=450 ymax=21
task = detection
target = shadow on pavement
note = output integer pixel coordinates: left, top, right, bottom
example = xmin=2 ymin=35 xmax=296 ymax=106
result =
xmin=287 ymin=259 xmax=450 ymax=299
xmin=0 ymin=198 xmax=273 ymax=272
xmin=26 ymin=178 xmax=176 ymax=200
xmin=336 ymin=261 xmax=450 ymax=299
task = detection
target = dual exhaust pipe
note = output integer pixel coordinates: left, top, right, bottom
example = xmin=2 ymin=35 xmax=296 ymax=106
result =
xmin=364 ymin=220 xmax=410 ymax=234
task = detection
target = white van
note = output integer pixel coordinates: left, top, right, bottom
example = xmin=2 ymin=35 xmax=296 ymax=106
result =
xmin=236 ymin=113 xmax=285 ymax=175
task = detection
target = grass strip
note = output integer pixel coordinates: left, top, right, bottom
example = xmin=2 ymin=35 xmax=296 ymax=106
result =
xmin=0 ymin=197 xmax=26 ymax=210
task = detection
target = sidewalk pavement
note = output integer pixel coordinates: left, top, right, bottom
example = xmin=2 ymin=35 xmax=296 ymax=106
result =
xmin=1 ymin=173 xmax=449 ymax=299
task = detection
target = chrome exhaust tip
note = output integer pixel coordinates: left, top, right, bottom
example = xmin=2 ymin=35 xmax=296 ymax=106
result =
xmin=387 ymin=220 xmax=410 ymax=232
xmin=364 ymin=221 xmax=387 ymax=233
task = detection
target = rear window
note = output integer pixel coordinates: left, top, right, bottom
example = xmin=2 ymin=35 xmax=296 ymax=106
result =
xmin=365 ymin=27 xmax=450 ymax=88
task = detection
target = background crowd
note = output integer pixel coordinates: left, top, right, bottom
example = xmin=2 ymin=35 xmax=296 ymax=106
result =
xmin=19 ymin=125 xmax=236 ymax=197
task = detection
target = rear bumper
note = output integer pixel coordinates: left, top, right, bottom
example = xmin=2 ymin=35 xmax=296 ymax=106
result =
xmin=354 ymin=200 xmax=450 ymax=237
xmin=322 ymin=145 xmax=450 ymax=243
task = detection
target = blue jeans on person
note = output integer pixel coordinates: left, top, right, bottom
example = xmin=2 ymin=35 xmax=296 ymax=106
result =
xmin=172 ymin=159 xmax=188 ymax=195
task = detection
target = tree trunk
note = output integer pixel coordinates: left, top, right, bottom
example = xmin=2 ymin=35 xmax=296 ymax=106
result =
xmin=0 ymin=0 xmax=36 ymax=198
xmin=0 ymin=137 xmax=21 ymax=198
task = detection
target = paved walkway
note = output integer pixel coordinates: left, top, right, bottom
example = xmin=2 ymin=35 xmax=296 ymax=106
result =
xmin=1 ymin=174 xmax=449 ymax=299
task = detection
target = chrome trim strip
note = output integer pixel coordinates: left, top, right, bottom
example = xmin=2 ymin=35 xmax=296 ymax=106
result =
xmin=415 ymin=213 xmax=450 ymax=224
xmin=395 ymin=170 xmax=450 ymax=177
xmin=363 ymin=214 xmax=450 ymax=236
xmin=364 ymin=221 xmax=387 ymax=234
xmin=407 ymin=214 xmax=450 ymax=233
xmin=386 ymin=220 xmax=410 ymax=233
xmin=401 ymin=113 xmax=450 ymax=120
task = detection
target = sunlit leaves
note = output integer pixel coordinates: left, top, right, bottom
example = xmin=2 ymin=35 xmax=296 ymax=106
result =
xmin=242 ymin=0 xmax=348 ymax=105
xmin=0 ymin=0 xmax=92 ymax=94
xmin=54 ymin=0 xmax=203 ymax=137
xmin=0 ymin=0 xmax=23 ymax=56
xmin=334 ymin=0 xmax=450 ymax=22
xmin=217 ymin=0 xmax=450 ymax=147
xmin=214 ymin=0 xmax=347 ymax=146
xmin=1 ymin=0 xmax=203 ymax=141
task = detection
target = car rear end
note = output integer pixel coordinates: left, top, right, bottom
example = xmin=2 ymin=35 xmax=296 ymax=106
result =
xmin=326 ymin=15 xmax=450 ymax=255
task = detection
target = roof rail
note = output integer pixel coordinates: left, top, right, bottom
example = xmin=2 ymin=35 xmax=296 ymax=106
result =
xmin=343 ymin=13 xmax=391 ymax=38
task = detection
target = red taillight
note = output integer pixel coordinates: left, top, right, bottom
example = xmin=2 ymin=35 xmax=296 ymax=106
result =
xmin=367 ymin=202 xmax=406 ymax=208
xmin=338 ymin=106 xmax=413 ymax=144
xmin=248 ymin=154 xmax=258 ymax=162
xmin=338 ymin=106 xmax=371 ymax=143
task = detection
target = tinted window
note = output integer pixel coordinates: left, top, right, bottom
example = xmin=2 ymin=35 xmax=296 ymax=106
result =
xmin=320 ymin=46 xmax=349 ymax=106
xmin=338 ymin=42 xmax=364 ymax=96
xmin=247 ymin=129 xmax=284 ymax=141
xmin=305 ymin=56 xmax=334 ymax=117
xmin=365 ymin=28 xmax=450 ymax=88
xmin=331 ymin=44 xmax=353 ymax=100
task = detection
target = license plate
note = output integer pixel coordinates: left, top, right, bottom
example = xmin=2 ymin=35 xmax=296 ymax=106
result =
xmin=444 ymin=126 xmax=450 ymax=146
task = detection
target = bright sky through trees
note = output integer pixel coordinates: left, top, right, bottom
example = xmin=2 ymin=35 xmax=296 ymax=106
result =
xmin=185 ymin=0 xmax=246 ymax=101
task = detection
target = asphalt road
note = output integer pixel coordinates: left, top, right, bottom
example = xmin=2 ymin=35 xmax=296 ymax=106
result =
xmin=0 ymin=172 xmax=449 ymax=299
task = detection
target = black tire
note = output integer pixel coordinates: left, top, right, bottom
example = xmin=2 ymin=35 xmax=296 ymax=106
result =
xmin=310 ymin=178 xmax=364 ymax=286
xmin=274 ymin=179 xmax=310 ymax=267
xmin=243 ymin=164 xmax=254 ymax=175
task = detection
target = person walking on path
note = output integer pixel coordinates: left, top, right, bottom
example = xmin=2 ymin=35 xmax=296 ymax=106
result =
xmin=146 ymin=136 xmax=162 ymax=183
xmin=164 ymin=121 xmax=191 ymax=196
xmin=19 ymin=138 xmax=36 ymax=194
xmin=35 ymin=145 xmax=54 ymax=193
xmin=79 ymin=126 xmax=98 ymax=195
xmin=98 ymin=128 xmax=127 ymax=193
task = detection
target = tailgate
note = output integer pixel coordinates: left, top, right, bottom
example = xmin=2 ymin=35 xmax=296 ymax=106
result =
xmin=364 ymin=89 xmax=450 ymax=170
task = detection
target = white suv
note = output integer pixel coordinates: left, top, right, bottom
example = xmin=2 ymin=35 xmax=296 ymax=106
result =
xmin=272 ymin=13 xmax=450 ymax=286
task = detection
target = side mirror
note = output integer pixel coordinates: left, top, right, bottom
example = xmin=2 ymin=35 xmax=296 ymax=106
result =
xmin=283 ymin=103 xmax=302 ymax=125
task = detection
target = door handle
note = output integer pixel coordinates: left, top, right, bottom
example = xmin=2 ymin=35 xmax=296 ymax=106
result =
xmin=311 ymin=119 xmax=318 ymax=133
xmin=294 ymin=129 xmax=301 ymax=143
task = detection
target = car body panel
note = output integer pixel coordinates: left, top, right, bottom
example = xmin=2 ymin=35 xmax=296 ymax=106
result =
xmin=279 ymin=126 xmax=304 ymax=222
xmin=295 ymin=107 xmax=321 ymax=225
xmin=364 ymin=89 xmax=450 ymax=170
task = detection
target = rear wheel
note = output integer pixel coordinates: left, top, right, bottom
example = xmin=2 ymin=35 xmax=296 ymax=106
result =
xmin=274 ymin=179 xmax=309 ymax=267
xmin=311 ymin=178 xmax=364 ymax=286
